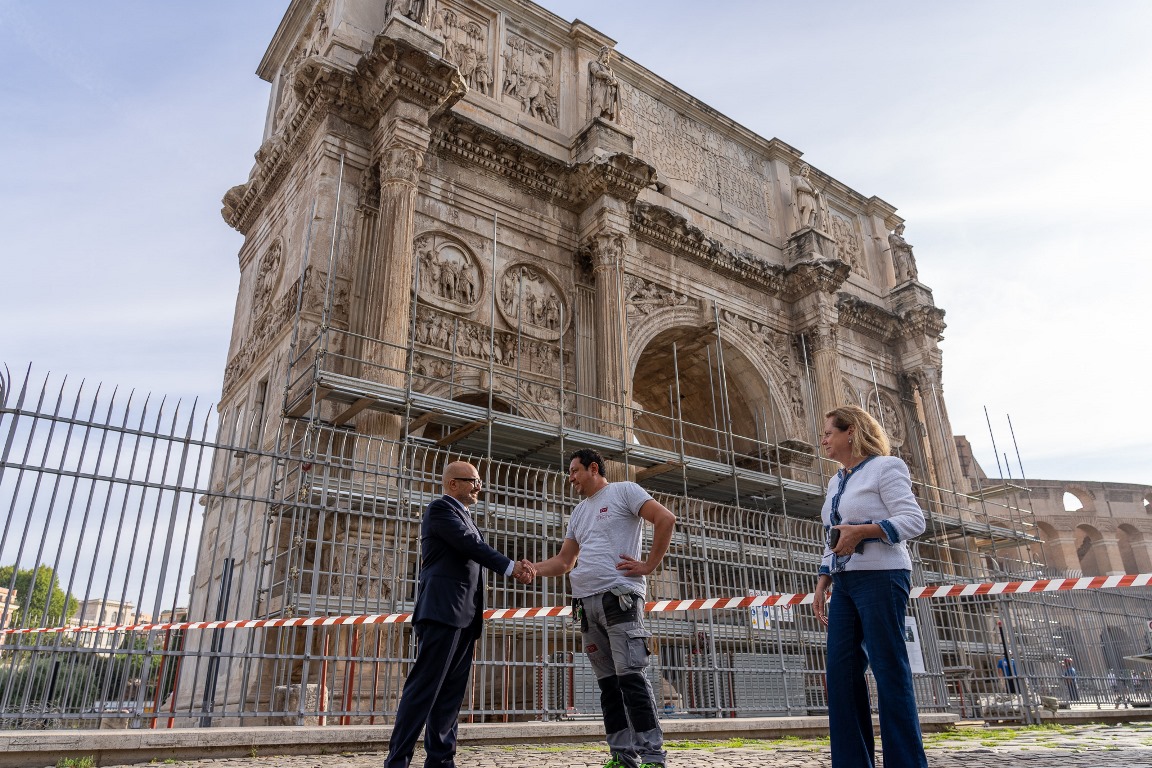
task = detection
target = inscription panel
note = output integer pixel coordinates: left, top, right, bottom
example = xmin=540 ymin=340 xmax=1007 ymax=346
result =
xmin=623 ymin=89 xmax=771 ymax=224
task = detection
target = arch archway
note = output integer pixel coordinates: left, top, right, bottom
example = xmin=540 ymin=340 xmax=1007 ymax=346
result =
xmin=1063 ymin=484 xmax=1097 ymax=514
xmin=1075 ymin=523 xmax=1107 ymax=577
xmin=630 ymin=326 xmax=789 ymax=464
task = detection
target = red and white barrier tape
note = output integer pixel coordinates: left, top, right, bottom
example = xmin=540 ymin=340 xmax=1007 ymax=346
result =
xmin=3 ymin=572 xmax=1150 ymax=637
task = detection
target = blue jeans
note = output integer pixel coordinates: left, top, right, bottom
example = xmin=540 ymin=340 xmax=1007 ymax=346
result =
xmin=827 ymin=569 xmax=927 ymax=768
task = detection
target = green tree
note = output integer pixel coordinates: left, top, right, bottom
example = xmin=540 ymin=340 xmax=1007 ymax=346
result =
xmin=0 ymin=564 xmax=78 ymax=628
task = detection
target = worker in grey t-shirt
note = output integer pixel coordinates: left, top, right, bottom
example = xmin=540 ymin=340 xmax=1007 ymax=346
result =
xmin=533 ymin=448 xmax=676 ymax=768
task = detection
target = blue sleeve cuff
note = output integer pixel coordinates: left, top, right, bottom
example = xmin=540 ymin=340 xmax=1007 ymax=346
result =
xmin=818 ymin=565 xmax=831 ymax=576
xmin=878 ymin=519 xmax=899 ymax=544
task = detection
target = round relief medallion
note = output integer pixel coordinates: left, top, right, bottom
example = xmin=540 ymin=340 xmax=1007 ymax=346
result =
xmin=415 ymin=233 xmax=484 ymax=311
xmin=496 ymin=263 xmax=568 ymax=341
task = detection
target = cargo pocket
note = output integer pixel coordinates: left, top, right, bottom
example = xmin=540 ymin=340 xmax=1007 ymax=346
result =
xmin=625 ymin=627 xmax=652 ymax=669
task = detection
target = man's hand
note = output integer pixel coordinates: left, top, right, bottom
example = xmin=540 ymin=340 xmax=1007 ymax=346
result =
xmin=615 ymin=554 xmax=654 ymax=576
xmin=512 ymin=559 xmax=537 ymax=584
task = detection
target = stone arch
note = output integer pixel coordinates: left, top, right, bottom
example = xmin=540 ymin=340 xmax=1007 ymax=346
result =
xmin=628 ymin=323 xmax=798 ymax=461
xmin=1075 ymin=523 xmax=1109 ymax=577
xmin=1062 ymin=484 xmax=1096 ymax=514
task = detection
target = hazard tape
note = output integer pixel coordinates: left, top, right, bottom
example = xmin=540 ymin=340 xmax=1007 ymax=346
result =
xmin=3 ymin=572 xmax=1150 ymax=637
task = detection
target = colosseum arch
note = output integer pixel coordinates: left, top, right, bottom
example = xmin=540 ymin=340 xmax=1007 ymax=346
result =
xmin=1062 ymin=484 xmax=1097 ymax=514
xmin=629 ymin=322 xmax=798 ymax=462
xmin=1075 ymin=523 xmax=1110 ymax=577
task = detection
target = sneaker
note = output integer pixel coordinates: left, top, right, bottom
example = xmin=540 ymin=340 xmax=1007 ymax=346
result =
xmin=602 ymin=755 xmax=630 ymax=768
xmin=638 ymin=763 xmax=666 ymax=768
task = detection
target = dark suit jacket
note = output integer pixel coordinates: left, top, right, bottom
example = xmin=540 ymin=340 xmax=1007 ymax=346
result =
xmin=412 ymin=495 xmax=512 ymax=638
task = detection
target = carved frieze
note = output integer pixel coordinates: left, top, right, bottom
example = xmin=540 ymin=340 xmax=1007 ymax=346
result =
xmin=224 ymin=267 xmax=348 ymax=395
xmin=415 ymin=233 xmax=484 ymax=311
xmin=623 ymin=276 xmax=693 ymax=316
xmin=413 ymin=305 xmax=566 ymax=377
xmin=828 ymin=212 xmax=867 ymax=278
xmin=716 ymin=310 xmax=807 ymax=429
xmin=497 ymin=264 xmax=567 ymax=340
xmin=842 ymin=377 xmax=861 ymax=408
xmin=490 ymin=373 xmax=577 ymax=423
xmin=251 ymin=240 xmax=284 ymax=319
xmin=502 ymin=32 xmax=558 ymax=126
xmin=431 ymin=4 xmax=493 ymax=96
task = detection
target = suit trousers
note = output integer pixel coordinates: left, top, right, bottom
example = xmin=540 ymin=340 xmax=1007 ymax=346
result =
xmin=384 ymin=620 xmax=476 ymax=768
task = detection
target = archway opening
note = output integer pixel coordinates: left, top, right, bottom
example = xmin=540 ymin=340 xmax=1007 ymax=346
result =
xmin=1063 ymin=491 xmax=1085 ymax=512
xmin=631 ymin=327 xmax=784 ymax=464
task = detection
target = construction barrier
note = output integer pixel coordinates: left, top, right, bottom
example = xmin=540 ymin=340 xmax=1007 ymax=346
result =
xmin=4 ymin=572 xmax=1150 ymax=637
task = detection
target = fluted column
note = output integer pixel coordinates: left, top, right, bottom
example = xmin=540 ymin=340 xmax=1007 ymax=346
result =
xmin=363 ymin=133 xmax=427 ymax=380
xmin=587 ymin=231 xmax=630 ymax=440
xmin=350 ymin=17 xmax=465 ymax=437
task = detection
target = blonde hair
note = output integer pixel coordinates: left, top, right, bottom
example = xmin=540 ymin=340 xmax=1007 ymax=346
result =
xmin=825 ymin=405 xmax=891 ymax=460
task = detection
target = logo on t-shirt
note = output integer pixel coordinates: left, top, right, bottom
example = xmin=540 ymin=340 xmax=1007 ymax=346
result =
xmin=597 ymin=506 xmax=609 ymax=520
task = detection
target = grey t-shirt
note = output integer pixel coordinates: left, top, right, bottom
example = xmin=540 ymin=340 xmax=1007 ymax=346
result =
xmin=565 ymin=481 xmax=654 ymax=599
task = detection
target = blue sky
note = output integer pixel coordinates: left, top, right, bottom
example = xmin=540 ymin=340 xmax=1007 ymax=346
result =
xmin=2 ymin=1 xmax=1149 ymax=486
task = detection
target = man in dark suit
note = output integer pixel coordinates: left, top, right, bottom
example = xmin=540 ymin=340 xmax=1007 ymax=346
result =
xmin=383 ymin=460 xmax=533 ymax=768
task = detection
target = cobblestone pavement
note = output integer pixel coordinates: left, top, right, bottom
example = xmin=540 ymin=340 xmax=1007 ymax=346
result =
xmin=116 ymin=722 xmax=1152 ymax=767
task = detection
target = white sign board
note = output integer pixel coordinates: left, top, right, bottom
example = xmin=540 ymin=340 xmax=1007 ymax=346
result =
xmin=904 ymin=616 xmax=926 ymax=674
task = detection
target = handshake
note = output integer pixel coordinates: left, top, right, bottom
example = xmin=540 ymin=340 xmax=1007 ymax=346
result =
xmin=511 ymin=559 xmax=538 ymax=584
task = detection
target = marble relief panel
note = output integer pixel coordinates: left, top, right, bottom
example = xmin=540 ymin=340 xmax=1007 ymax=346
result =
xmin=828 ymin=211 xmax=867 ymax=278
xmin=497 ymin=263 xmax=567 ymax=340
xmin=430 ymin=1 xmax=495 ymax=96
xmin=501 ymin=31 xmax=559 ymax=126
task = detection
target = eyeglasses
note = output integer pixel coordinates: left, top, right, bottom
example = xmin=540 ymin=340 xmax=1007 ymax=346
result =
xmin=452 ymin=477 xmax=483 ymax=486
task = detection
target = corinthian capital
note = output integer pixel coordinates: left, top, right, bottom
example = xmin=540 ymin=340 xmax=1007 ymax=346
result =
xmin=379 ymin=142 xmax=426 ymax=187
xmin=585 ymin=232 xmax=627 ymax=273
xmin=805 ymin=323 xmax=839 ymax=353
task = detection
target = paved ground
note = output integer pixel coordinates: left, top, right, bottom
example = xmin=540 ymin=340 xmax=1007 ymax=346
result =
xmin=113 ymin=721 xmax=1152 ymax=767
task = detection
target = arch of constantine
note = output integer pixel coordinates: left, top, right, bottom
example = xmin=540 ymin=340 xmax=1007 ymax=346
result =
xmin=170 ymin=0 xmax=1152 ymax=723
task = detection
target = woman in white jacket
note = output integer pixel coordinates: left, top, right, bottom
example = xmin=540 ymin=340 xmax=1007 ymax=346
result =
xmin=813 ymin=405 xmax=928 ymax=768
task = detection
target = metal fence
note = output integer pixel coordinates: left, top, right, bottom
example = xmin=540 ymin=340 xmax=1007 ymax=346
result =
xmin=3 ymin=366 xmax=1152 ymax=730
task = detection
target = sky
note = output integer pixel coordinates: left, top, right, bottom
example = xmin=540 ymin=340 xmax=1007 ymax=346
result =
xmin=1 ymin=0 xmax=1149 ymax=487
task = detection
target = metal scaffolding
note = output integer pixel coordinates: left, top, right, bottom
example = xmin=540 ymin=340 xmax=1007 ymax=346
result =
xmin=1 ymin=208 xmax=1150 ymax=727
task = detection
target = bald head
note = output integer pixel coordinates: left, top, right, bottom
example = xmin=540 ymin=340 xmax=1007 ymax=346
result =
xmin=443 ymin=460 xmax=483 ymax=505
